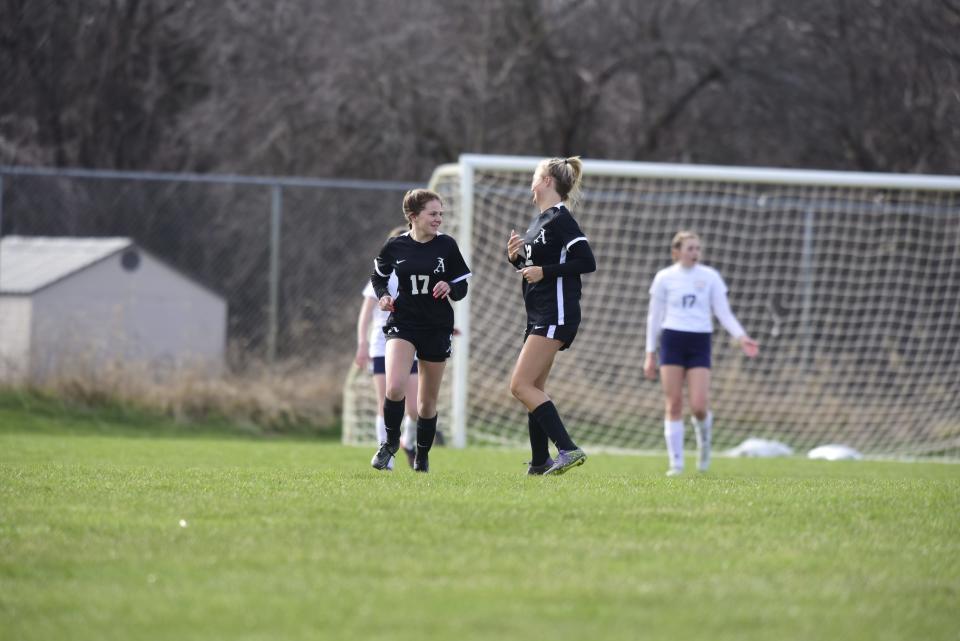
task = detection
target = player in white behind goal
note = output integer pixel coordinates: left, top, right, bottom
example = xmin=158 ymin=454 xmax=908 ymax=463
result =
xmin=506 ymin=157 xmax=596 ymax=476
xmin=644 ymin=231 xmax=759 ymax=476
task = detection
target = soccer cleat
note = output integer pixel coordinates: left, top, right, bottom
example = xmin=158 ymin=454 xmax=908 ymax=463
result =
xmin=371 ymin=441 xmax=398 ymax=470
xmin=434 ymin=429 xmax=446 ymax=447
xmin=526 ymin=457 xmax=555 ymax=476
xmin=666 ymin=467 xmax=684 ymax=477
xmin=403 ymin=446 xmax=416 ymax=469
xmin=413 ymin=449 xmax=429 ymax=473
xmin=543 ymin=448 xmax=586 ymax=475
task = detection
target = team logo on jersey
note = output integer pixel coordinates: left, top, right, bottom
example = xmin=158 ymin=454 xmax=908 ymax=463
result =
xmin=534 ymin=228 xmax=547 ymax=244
xmin=434 ymin=257 xmax=445 ymax=274
xmin=694 ymin=280 xmax=706 ymax=290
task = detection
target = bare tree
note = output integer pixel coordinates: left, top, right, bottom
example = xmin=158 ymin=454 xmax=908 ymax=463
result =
xmin=0 ymin=0 xmax=211 ymax=169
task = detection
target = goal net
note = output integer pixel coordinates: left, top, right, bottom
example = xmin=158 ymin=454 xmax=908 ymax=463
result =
xmin=343 ymin=155 xmax=960 ymax=459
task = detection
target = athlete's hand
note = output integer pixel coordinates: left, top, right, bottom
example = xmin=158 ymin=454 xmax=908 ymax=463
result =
xmin=379 ymin=295 xmax=394 ymax=312
xmin=520 ymin=266 xmax=543 ymax=283
xmin=507 ymin=229 xmax=524 ymax=262
xmin=739 ymin=336 xmax=760 ymax=358
xmin=433 ymin=281 xmax=451 ymax=299
xmin=643 ymin=352 xmax=658 ymax=380
xmin=355 ymin=342 xmax=370 ymax=369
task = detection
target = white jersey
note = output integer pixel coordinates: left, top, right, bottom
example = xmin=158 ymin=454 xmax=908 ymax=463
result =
xmin=645 ymin=263 xmax=745 ymax=352
xmin=362 ymin=273 xmax=399 ymax=358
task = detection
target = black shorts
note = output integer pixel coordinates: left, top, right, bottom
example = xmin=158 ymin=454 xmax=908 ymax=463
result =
xmin=524 ymin=322 xmax=579 ymax=351
xmin=383 ymin=324 xmax=453 ymax=362
xmin=660 ymin=329 xmax=712 ymax=369
xmin=370 ymin=356 xmax=418 ymax=375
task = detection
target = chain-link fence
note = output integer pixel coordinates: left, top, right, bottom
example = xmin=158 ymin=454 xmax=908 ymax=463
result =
xmin=0 ymin=166 xmax=421 ymax=430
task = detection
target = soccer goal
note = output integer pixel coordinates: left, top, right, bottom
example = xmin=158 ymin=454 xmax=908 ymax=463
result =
xmin=343 ymin=154 xmax=960 ymax=459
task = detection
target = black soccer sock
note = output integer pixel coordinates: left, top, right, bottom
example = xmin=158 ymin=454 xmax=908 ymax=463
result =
xmin=528 ymin=412 xmax=551 ymax=466
xmin=532 ymin=400 xmax=577 ymax=452
xmin=382 ymin=397 xmax=405 ymax=449
xmin=416 ymin=414 xmax=438 ymax=454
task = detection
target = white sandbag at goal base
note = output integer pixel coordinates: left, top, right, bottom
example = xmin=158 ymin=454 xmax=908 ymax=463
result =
xmin=343 ymin=154 xmax=960 ymax=460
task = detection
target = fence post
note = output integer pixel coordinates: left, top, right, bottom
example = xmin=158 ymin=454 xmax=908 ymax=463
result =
xmin=267 ymin=184 xmax=282 ymax=364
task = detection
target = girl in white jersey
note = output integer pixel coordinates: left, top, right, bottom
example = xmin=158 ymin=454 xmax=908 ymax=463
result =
xmin=643 ymin=231 xmax=759 ymax=475
xmin=355 ymin=226 xmax=420 ymax=469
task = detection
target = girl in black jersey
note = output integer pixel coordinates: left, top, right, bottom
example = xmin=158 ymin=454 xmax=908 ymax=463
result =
xmin=369 ymin=189 xmax=471 ymax=473
xmin=506 ymin=157 xmax=596 ymax=476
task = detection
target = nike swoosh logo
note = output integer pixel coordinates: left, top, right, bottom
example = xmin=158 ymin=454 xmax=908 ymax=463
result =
xmin=533 ymin=325 xmax=544 ymax=330
xmin=396 ymin=259 xmax=406 ymax=264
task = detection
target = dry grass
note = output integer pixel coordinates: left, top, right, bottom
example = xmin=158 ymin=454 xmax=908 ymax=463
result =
xmin=8 ymin=357 xmax=346 ymax=435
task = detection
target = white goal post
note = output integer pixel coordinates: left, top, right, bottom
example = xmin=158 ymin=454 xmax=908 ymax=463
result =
xmin=344 ymin=154 xmax=960 ymax=459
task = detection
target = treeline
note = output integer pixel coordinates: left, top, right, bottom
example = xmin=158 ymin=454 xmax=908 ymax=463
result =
xmin=2 ymin=0 xmax=959 ymax=374
xmin=3 ymin=0 xmax=959 ymax=178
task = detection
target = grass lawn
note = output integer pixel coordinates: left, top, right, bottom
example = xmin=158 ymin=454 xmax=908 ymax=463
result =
xmin=1 ymin=396 xmax=958 ymax=641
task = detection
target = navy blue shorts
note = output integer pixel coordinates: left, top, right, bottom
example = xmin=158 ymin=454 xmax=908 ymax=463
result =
xmin=370 ymin=357 xmax=418 ymax=375
xmin=660 ymin=329 xmax=712 ymax=369
xmin=383 ymin=324 xmax=453 ymax=362
xmin=524 ymin=322 xmax=579 ymax=351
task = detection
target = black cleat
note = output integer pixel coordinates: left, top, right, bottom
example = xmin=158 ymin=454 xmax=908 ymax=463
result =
xmin=403 ymin=447 xmax=416 ymax=469
xmin=371 ymin=441 xmax=398 ymax=470
xmin=413 ymin=449 xmax=429 ymax=473
xmin=526 ymin=457 xmax=555 ymax=476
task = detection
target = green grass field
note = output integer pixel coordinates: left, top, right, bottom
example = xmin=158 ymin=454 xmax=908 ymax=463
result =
xmin=1 ymin=396 xmax=958 ymax=641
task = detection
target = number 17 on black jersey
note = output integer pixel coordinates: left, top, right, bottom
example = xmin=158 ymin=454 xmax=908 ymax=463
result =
xmin=371 ymin=232 xmax=471 ymax=331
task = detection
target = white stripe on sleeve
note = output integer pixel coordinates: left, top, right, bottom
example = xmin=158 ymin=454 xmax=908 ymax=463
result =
xmin=556 ymin=247 xmax=567 ymax=325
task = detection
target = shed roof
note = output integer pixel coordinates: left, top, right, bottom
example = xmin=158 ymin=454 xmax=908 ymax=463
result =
xmin=0 ymin=236 xmax=133 ymax=294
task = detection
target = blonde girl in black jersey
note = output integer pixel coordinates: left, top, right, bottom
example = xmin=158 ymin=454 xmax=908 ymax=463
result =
xmin=505 ymin=157 xmax=596 ymax=476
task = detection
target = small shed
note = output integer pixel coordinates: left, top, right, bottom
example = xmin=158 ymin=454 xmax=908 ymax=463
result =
xmin=0 ymin=236 xmax=227 ymax=382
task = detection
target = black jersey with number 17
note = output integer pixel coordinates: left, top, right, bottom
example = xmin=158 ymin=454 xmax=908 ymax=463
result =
xmin=371 ymin=232 xmax=471 ymax=331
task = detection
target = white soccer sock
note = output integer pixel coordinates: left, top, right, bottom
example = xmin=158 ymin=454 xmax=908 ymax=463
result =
xmin=375 ymin=415 xmax=393 ymax=470
xmin=694 ymin=412 xmax=713 ymax=471
xmin=401 ymin=415 xmax=417 ymax=450
xmin=664 ymin=419 xmax=685 ymax=471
